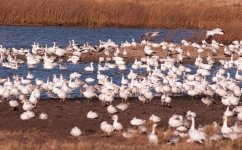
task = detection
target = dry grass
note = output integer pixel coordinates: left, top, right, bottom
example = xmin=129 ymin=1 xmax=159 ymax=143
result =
xmin=0 ymin=0 xmax=241 ymax=43
xmin=0 ymin=128 xmax=242 ymax=150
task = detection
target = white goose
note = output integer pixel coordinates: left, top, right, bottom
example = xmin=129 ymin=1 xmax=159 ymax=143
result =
xmin=148 ymin=123 xmax=158 ymax=145
xmin=116 ymin=103 xmax=129 ymax=111
xmin=87 ymin=111 xmax=98 ymax=119
xmin=107 ymin=105 xmax=118 ymax=115
xmin=84 ymin=62 xmax=94 ymax=72
xmin=26 ymin=72 xmax=34 ymax=79
xmin=131 ymin=39 xmax=137 ymax=50
xmin=112 ymin=115 xmax=123 ymax=131
xmin=70 ymin=127 xmax=82 ymax=137
xmin=39 ymin=113 xmax=48 ymax=120
xmin=149 ymin=114 xmax=161 ymax=123
xmin=168 ymin=114 xmax=183 ymax=128
xmin=186 ymin=111 xmax=206 ymax=144
xmin=221 ymin=116 xmax=233 ymax=136
xmin=144 ymin=46 xmax=155 ymax=56
xmin=22 ymin=100 xmax=34 ymax=111
xmin=9 ymin=100 xmax=19 ymax=110
xmin=130 ymin=117 xmax=146 ymax=126
xmin=100 ymin=121 xmax=115 ymax=135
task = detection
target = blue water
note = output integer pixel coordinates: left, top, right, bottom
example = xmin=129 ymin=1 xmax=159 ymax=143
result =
xmin=0 ymin=26 xmax=203 ymax=48
xmin=0 ymin=26 xmax=239 ymax=99
xmin=0 ymin=62 xmax=238 ymax=98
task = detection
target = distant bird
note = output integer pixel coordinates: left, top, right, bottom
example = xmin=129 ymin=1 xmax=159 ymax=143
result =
xmin=205 ymin=28 xmax=224 ymax=44
xmin=141 ymin=32 xmax=159 ymax=42
xmin=39 ymin=113 xmax=48 ymax=120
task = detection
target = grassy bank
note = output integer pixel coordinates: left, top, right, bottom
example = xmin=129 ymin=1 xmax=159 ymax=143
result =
xmin=0 ymin=0 xmax=241 ymax=43
xmin=0 ymin=130 xmax=242 ymax=150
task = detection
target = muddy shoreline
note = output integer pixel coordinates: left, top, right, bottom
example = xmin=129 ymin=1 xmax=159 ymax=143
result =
xmin=0 ymin=96 xmax=227 ymax=141
xmin=16 ymin=45 xmax=239 ymax=64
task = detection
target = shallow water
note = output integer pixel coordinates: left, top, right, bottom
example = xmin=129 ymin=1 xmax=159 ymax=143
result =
xmin=0 ymin=26 xmax=203 ymax=48
xmin=0 ymin=26 xmax=239 ymax=99
xmin=0 ymin=62 xmax=238 ymax=98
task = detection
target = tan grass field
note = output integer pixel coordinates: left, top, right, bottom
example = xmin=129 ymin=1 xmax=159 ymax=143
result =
xmin=0 ymin=0 xmax=241 ymax=43
xmin=1 ymin=130 xmax=242 ymax=150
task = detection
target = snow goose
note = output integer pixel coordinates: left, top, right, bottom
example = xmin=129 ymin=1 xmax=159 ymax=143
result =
xmin=221 ymin=116 xmax=234 ymax=137
xmin=148 ymin=123 xmax=158 ymax=145
xmin=69 ymin=72 xmax=82 ymax=80
xmin=84 ymin=62 xmax=94 ymax=72
xmin=186 ymin=111 xmax=206 ymax=144
xmin=70 ymin=127 xmax=82 ymax=137
xmin=22 ymin=100 xmax=34 ymax=111
xmin=112 ymin=115 xmax=123 ymax=132
xmin=100 ymin=121 xmax=115 ymax=135
xmin=20 ymin=111 xmax=34 ymax=120
xmin=9 ymin=100 xmax=19 ymax=110
xmin=149 ymin=114 xmax=161 ymax=123
xmin=85 ymin=77 xmax=95 ymax=83
xmin=131 ymin=39 xmax=137 ymax=50
xmin=130 ymin=117 xmax=146 ymax=126
xmin=141 ymin=32 xmax=159 ymax=42
xmin=87 ymin=111 xmax=98 ymax=119
xmin=116 ymin=103 xmax=129 ymax=111
xmin=39 ymin=113 xmax=48 ymax=120
xmin=205 ymin=28 xmax=224 ymax=44
xmin=168 ymin=114 xmax=183 ymax=128
xmin=201 ymin=97 xmax=214 ymax=106
xmin=26 ymin=72 xmax=34 ymax=79
xmin=235 ymin=69 xmax=242 ymax=81
xmin=107 ymin=105 xmax=118 ymax=115
xmin=224 ymin=107 xmax=234 ymax=117
xmin=122 ymin=49 xmax=127 ymax=56
xmin=144 ymin=46 xmax=155 ymax=56
xmin=82 ymin=89 xmax=96 ymax=100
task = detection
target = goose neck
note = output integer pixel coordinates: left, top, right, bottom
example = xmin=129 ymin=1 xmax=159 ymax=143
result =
xmin=191 ymin=117 xmax=195 ymax=130
xmin=151 ymin=125 xmax=156 ymax=135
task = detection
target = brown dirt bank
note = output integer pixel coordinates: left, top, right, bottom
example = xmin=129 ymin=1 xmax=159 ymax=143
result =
xmin=16 ymin=45 xmax=239 ymax=64
xmin=0 ymin=96 xmax=241 ymax=149
xmin=0 ymin=96 xmax=226 ymax=139
xmin=0 ymin=0 xmax=241 ymax=43
xmin=89 ymin=46 xmax=240 ymax=63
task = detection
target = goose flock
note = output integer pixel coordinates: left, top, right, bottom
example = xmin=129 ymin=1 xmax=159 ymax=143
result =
xmin=0 ymin=28 xmax=242 ymax=145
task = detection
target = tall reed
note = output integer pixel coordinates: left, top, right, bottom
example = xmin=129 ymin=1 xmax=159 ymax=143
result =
xmin=0 ymin=0 xmax=241 ymax=43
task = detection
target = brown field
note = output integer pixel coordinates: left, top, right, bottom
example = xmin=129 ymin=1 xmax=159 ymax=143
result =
xmin=0 ymin=0 xmax=241 ymax=43
xmin=0 ymin=97 xmax=241 ymax=150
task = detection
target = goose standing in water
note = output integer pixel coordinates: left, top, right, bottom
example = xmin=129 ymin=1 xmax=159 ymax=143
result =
xmin=84 ymin=62 xmax=94 ymax=72
xmin=131 ymin=39 xmax=137 ymax=50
